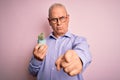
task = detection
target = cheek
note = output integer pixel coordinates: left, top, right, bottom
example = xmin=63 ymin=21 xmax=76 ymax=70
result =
xmin=63 ymin=23 xmax=69 ymax=29
xmin=49 ymin=22 xmax=56 ymax=29
xmin=51 ymin=25 xmax=57 ymax=30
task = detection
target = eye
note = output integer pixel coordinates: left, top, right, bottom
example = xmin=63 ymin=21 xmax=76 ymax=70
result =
xmin=50 ymin=18 xmax=57 ymax=21
xmin=59 ymin=16 xmax=65 ymax=20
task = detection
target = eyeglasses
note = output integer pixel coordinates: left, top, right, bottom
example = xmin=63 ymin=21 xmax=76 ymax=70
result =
xmin=48 ymin=16 xmax=68 ymax=24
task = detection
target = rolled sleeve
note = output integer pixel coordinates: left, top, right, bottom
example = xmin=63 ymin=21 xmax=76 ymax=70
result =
xmin=29 ymin=56 xmax=43 ymax=76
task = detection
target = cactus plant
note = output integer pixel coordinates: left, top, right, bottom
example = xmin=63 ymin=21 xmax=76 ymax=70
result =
xmin=38 ymin=33 xmax=46 ymax=44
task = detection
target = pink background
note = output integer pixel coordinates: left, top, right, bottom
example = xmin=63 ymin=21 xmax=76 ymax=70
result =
xmin=0 ymin=0 xmax=120 ymax=80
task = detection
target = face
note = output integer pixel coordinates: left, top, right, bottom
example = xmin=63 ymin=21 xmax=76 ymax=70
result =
xmin=48 ymin=6 xmax=69 ymax=37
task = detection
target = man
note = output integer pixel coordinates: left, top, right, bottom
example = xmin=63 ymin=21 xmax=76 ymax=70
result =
xmin=29 ymin=3 xmax=92 ymax=80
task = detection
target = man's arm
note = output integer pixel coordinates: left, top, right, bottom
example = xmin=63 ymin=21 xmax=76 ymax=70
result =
xmin=72 ymin=36 xmax=92 ymax=72
xmin=28 ymin=44 xmax=48 ymax=76
xmin=28 ymin=56 xmax=43 ymax=76
xmin=55 ymin=36 xmax=92 ymax=76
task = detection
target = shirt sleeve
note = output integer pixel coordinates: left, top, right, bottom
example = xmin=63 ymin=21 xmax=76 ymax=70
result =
xmin=72 ymin=36 xmax=92 ymax=72
xmin=28 ymin=55 xmax=43 ymax=76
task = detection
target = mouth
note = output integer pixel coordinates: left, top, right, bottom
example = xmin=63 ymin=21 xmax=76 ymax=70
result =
xmin=57 ymin=27 xmax=63 ymax=30
xmin=57 ymin=25 xmax=62 ymax=28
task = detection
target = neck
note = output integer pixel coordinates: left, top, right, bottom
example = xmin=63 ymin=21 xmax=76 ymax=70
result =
xmin=53 ymin=32 xmax=65 ymax=38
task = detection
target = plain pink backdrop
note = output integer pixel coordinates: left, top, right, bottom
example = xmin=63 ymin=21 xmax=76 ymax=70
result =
xmin=0 ymin=0 xmax=120 ymax=80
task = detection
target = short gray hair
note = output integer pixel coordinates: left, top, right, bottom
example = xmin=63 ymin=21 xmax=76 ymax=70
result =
xmin=48 ymin=3 xmax=68 ymax=17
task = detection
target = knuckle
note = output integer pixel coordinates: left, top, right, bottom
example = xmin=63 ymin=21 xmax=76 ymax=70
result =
xmin=39 ymin=55 xmax=44 ymax=59
xmin=61 ymin=62 xmax=66 ymax=68
xmin=61 ymin=63 xmax=64 ymax=67
xmin=64 ymin=68 xmax=69 ymax=73
xmin=69 ymin=72 xmax=74 ymax=76
xmin=33 ymin=51 xmax=37 ymax=56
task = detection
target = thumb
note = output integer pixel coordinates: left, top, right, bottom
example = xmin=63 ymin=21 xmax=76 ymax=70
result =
xmin=64 ymin=50 xmax=73 ymax=63
xmin=55 ymin=55 xmax=63 ymax=71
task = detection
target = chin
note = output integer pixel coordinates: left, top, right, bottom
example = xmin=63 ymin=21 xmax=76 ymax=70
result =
xmin=58 ymin=32 xmax=66 ymax=35
xmin=57 ymin=30 xmax=67 ymax=34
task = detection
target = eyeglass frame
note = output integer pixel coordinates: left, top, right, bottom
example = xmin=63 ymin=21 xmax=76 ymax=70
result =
xmin=48 ymin=15 xmax=68 ymax=24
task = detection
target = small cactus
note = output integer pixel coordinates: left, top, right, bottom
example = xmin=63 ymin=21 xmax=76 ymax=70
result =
xmin=38 ymin=33 xmax=44 ymax=40
xmin=38 ymin=33 xmax=46 ymax=44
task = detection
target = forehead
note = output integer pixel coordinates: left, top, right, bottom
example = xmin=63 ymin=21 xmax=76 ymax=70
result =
xmin=50 ymin=6 xmax=67 ymax=18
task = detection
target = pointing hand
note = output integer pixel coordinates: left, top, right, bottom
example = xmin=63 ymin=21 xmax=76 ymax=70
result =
xmin=55 ymin=50 xmax=83 ymax=76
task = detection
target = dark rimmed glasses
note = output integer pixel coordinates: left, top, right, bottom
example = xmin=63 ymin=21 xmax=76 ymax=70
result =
xmin=48 ymin=16 xmax=68 ymax=24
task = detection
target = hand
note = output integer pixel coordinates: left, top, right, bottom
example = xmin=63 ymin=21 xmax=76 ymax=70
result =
xmin=55 ymin=50 xmax=83 ymax=76
xmin=33 ymin=44 xmax=48 ymax=61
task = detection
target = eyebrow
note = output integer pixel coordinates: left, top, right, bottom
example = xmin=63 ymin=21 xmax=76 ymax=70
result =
xmin=49 ymin=15 xmax=67 ymax=19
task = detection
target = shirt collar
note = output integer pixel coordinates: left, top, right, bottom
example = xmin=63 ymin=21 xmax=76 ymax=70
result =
xmin=64 ymin=31 xmax=72 ymax=38
xmin=49 ymin=31 xmax=72 ymax=39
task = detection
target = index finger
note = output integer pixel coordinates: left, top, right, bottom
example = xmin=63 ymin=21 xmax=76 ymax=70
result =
xmin=55 ymin=55 xmax=63 ymax=71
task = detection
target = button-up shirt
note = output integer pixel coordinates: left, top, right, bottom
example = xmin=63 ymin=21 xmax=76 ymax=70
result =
xmin=29 ymin=31 xmax=92 ymax=80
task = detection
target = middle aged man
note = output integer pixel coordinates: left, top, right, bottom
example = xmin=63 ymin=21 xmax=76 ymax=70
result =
xmin=29 ymin=3 xmax=92 ymax=80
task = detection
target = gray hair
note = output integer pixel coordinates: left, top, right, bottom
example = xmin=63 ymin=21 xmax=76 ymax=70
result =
xmin=48 ymin=3 xmax=68 ymax=17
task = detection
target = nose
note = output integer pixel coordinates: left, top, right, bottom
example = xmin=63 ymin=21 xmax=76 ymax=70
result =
xmin=57 ymin=19 xmax=61 ymax=26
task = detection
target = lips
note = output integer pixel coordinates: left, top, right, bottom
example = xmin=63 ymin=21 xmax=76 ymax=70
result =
xmin=57 ymin=27 xmax=62 ymax=30
xmin=57 ymin=25 xmax=62 ymax=28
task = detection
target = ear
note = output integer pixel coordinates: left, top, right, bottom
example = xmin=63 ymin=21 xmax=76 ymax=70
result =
xmin=48 ymin=18 xmax=50 ymax=22
xmin=67 ymin=14 xmax=70 ymax=22
xmin=48 ymin=18 xmax=52 ymax=26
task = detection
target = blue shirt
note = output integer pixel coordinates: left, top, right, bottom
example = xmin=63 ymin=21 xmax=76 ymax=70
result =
xmin=29 ymin=31 xmax=92 ymax=80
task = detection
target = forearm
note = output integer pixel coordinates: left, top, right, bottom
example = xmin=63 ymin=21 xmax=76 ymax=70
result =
xmin=74 ymin=49 xmax=92 ymax=72
xmin=73 ymin=37 xmax=92 ymax=72
xmin=28 ymin=56 xmax=43 ymax=76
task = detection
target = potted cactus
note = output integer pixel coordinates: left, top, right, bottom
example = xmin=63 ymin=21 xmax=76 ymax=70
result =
xmin=38 ymin=33 xmax=46 ymax=44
